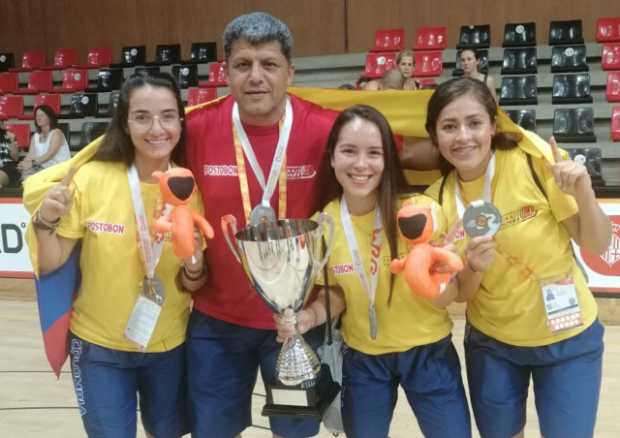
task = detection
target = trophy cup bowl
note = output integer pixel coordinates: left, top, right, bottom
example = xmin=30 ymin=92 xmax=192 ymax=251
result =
xmin=221 ymin=212 xmax=340 ymax=417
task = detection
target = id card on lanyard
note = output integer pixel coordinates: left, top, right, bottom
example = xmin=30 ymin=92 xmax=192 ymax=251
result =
xmin=124 ymin=164 xmax=171 ymax=349
xmin=340 ymin=197 xmax=382 ymax=340
xmin=541 ymin=277 xmax=582 ymax=332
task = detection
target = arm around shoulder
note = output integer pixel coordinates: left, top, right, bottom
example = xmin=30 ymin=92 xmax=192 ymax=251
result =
xmin=400 ymin=137 xmax=440 ymax=170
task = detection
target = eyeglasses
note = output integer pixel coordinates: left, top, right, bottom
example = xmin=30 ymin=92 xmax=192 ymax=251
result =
xmin=128 ymin=112 xmax=182 ymax=131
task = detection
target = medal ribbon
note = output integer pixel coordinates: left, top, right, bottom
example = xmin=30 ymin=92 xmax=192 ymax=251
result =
xmin=232 ymin=98 xmax=292 ymax=222
xmin=340 ymin=197 xmax=382 ymax=339
xmin=454 ymin=153 xmax=495 ymax=219
xmin=127 ymin=165 xmax=171 ymax=280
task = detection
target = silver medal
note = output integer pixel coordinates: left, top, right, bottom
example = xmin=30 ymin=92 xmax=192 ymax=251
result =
xmin=249 ymin=204 xmax=277 ymax=226
xmin=463 ymin=201 xmax=502 ymax=238
xmin=369 ymin=304 xmax=378 ymax=340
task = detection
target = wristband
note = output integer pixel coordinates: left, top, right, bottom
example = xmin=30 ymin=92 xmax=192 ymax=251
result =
xmin=32 ymin=210 xmax=60 ymax=234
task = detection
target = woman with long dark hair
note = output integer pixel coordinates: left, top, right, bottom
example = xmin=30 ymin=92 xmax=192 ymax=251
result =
xmin=29 ymin=72 xmax=206 ymax=438
xmin=425 ymin=77 xmax=610 ymax=438
xmin=277 ymin=105 xmax=471 ymax=438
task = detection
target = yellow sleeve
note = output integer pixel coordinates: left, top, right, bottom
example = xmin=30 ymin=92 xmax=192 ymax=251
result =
xmin=56 ymin=180 xmax=86 ymax=239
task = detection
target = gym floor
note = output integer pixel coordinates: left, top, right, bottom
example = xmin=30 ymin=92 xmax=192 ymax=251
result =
xmin=1 ymin=280 xmax=619 ymax=438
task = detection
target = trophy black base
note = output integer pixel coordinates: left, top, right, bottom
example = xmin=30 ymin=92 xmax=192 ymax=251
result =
xmin=262 ymin=364 xmax=341 ymax=418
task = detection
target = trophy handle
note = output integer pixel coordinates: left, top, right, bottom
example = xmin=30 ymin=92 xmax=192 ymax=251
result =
xmin=315 ymin=212 xmax=335 ymax=270
xmin=220 ymin=214 xmax=242 ymax=263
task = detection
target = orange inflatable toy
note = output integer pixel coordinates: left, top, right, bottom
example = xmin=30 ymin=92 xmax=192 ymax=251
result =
xmin=152 ymin=168 xmax=214 ymax=259
xmin=390 ymin=203 xmax=463 ymax=300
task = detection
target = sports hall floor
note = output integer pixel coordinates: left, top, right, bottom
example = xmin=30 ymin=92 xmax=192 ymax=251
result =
xmin=1 ymin=279 xmax=619 ymax=438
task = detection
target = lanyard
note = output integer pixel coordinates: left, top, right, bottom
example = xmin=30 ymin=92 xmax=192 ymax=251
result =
xmin=454 ymin=153 xmax=495 ymax=218
xmin=127 ymin=165 xmax=171 ymax=280
xmin=232 ymin=98 xmax=292 ymax=222
xmin=340 ymin=197 xmax=382 ymax=339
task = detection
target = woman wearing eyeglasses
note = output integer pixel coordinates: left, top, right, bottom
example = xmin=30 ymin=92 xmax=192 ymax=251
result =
xmin=31 ymin=72 xmax=204 ymax=438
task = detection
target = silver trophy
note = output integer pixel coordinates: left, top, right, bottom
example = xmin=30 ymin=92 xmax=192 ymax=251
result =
xmin=221 ymin=212 xmax=339 ymax=417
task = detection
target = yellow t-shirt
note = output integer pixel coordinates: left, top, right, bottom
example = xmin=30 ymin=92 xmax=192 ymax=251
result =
xmin=425 ymin=147 xmax=597 ymax=347
xmin=317 ymin=194 xmax=453 ymax=355
xmin=56 ymin=160 xmax=205 ymax=352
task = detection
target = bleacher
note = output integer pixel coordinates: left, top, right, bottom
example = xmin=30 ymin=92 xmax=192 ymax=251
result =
xmin=0 ymin=43 xmax=226 ymax=159
xmin=296 ymin=18 xmax=620 ymax=189
xmin=2 ymin=17 xmax=620 ymax=190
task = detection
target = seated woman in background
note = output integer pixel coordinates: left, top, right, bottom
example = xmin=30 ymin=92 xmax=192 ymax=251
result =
xmin=277 ymin=105 xmax=471 ymax=438
xmin=396 ymin=49 xmax=419 ymax=90
xmin=18 ymin=105 xmax=71 ymax=179
xmin=425 ymin=77 xmax=610 ymax=438
xmin=459 ymin=48 xmax=497 ymax=102
xmin=0 ymin=118 xmax=20 ymax=188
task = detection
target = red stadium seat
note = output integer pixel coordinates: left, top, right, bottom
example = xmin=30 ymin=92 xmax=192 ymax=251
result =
xmin=199 ymin=62 xmax=228 ymax=87
xmin=41 ymin=48 xmax=79 ymax=70
xmin=0 ymin=95 xmax=25 ymax=119
xmin=35 ymin=93 xmax=62 ymax=114
xmin=371 ymin=28 xmax=405 ymax=52
xmin=4 ymin=123 xmax=31 ymax=149
xmin=414 ymin=27 xmax=448 ymax=50
xmin=19 ymin=92 xmax=63 ymax=121
xmin=596 ymin=17 xmax=620 ymax=43
xmin=413 ymin=51 xmax=443 ymax=77
xmin=53 ymin=68 xmax=88 ymax=93
xmin=84 ymin=47 xmax=112 ymax=69
xmin=363 ymin=52 xmax=397 ymax=79
xmin=607 ymin=72 xmax=620 ymax=102
xmin=0 ymin=72 xmax=18 ymax=94
xmin=15 ymin=70 xmax=53 ymax=94
xmin=611 ymin=107 xmax=620 ymax=141
xmin=187 ymin=87 xmax=217 ymax=106
xmin=11 ymin=49 xmax=46 ymax=72
xmin=601 ymin=43 xmax=620 ymax=70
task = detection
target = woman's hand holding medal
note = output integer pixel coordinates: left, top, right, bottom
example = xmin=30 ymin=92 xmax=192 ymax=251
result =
xmin=465 ymin=236 xmax=497 ymax=273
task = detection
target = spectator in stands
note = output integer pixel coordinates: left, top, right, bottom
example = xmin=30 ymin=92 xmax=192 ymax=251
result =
xmin=425 ymin=77 xmax=610 ymax=438
xmin=0 ymin=118 xmax=20 ymax=188
xmin=459 ymin=49 xmax=497 ymax=102
xmin=183 ymin=12 xmax=439 ymax=438
xmin=30 ymin=72 xmax=206 ymax=437
xmin=276 ymin=104 xmax=472 ymax=438
xmin=18 ymin=105 xmax=70 ymax=179
xmin=381 ymin=68 xmax=405 ymax=90
xmin=396 ymin=49 xmax=419 ymax=90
